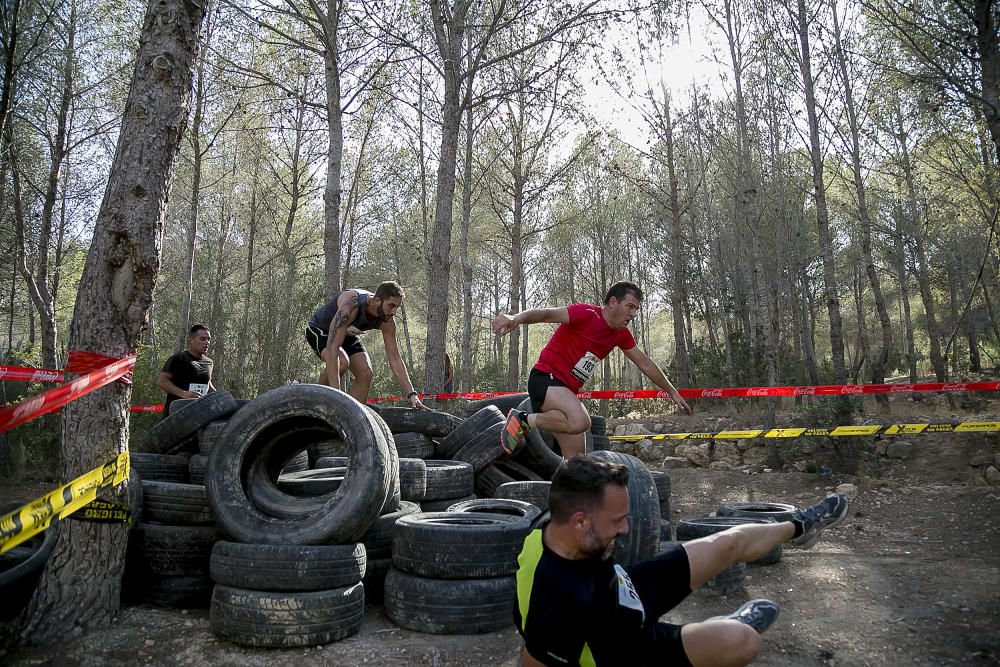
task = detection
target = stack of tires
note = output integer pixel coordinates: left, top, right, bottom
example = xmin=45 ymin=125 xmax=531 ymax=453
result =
xmin=384 ymin=502 xmax=535 ymax=634
xmin=204 ymin=384 xmax=398 ymax=647
xmin=126 ymin=478 xmax=218 ymax=607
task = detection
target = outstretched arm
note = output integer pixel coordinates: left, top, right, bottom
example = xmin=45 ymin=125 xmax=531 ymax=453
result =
xmin=382 ymin=321 xmax=428 ymax=410
xmin=622 ymin=346 xmax=693 ymax=415
xmin=492 ymin=307 xmax=569 ymax=336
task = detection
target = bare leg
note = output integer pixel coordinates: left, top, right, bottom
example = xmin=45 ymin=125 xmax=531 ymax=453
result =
xmin=526 ymin=386 xmax=591 ymax=458
xmin=680 ymin=622 xmax=762 ymax=667
xmin=346 ymin=351 xmax=374 ymax=402
xmin=682 ymin=522 xmax=794 ymax=590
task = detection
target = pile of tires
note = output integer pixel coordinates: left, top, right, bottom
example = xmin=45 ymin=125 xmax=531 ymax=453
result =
xmin=384 ymin=501 xmax=537 ymax=634
xmin=201 ymin=384 xmax=401 ymax=646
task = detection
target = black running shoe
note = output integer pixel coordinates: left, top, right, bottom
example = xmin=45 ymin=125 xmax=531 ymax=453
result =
xmin=787 ymin=493 xmax=850 ymax=549
xmin=706 ymin=599 xmax=780 ymax=634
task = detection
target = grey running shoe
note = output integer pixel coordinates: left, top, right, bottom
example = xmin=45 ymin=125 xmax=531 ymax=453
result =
xmin=787 ymin=493 xmax=850 ymax=549
xmin=706 ymin=599 xmax=780 ymax=634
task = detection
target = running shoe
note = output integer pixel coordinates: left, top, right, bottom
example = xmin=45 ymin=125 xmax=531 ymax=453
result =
xmin=787 ymin=493 xmax=850 ymax=549
xmin=706 ymin=599 xmax=780 ymax=634
xmin=501 ymin=408 xmax=528 ymax=455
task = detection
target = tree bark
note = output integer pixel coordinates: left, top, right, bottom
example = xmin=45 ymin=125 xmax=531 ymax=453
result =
xmin=20 ymin=0 xmax=205 ymax=641
xmin=796 ymin=0 xmax=846 ymax=385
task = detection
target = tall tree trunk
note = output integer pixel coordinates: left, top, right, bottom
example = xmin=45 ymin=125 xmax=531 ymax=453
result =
xmin=459 ymin=101 xmax=475 ymax=392
xmin=423 ymin=0 xmax=470 ymax=395
xmin=661 ymin=97 xmax=690 ymax=387
xmin=21 ymin=0 xmax=205 ymax=640
xmin=831 ymin=0 xmax=891 ymax=402
xmin=797 ymin=0 xmax=846 ymax=385
xmin=176 ymin=39 xmax=207 ymax=351
xmin=321 ymin=0 xmax=343 ymax=299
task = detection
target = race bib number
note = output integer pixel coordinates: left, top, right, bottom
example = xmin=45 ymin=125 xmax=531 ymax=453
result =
xmin=189 ymin=383 xmax=209 ymax=397
xmin=614 ymin=564 xmax=645 ymax=623
xmin=570 ymin=351 xmax=600 ymax=384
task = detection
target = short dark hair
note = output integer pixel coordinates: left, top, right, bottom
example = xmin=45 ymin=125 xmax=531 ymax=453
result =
xmin=189 ymin=324 xmax=210 ymax=337
xmin=549 ymin=455 xmax=629 ymax=523
xmin=375 ymin=281 xmax=405 ymax=301
xmin=604 ymin=281 xmax=643 ymax=304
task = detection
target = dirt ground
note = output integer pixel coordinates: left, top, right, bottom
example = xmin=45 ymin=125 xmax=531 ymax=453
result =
xmin=2 ymin=405 xmax=999 ymax=667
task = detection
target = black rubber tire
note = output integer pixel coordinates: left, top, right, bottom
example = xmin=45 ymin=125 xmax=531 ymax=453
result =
xmin=205 ymin=384 xmax=394 ymax=545
xmin=495 ymin=481 xmax=551 ymax=513
xmin=715 ymin=502 xmax=798 ymax=523
xmin=132 ymin=523 xmax=218 ymax=576
xmin=392 ymin=512 xmax=531 ymax=578
xmin=589 ymin=415 xmax=607 ymax=436
xmin=453 ymin=422 xmax=506 ymax=473
xmin=446 ymin=498 xmax=542 ymax=523
xmin=703 ymin=561 xmax=746 ymax=595
xmin=362 ymin=557 xmax=392 ymax=604
xmin=306 ymin=439 xmax=348 ymax=465
xmin=494 ymin=459 xmax=543 ymax=482
xmin=459 ymin=393 xmax=528 ymax=417
xmin=422 ymin=460 xmax=474 ymax=501
xmin=589 ymin=451 xmax=660 ymax=566
xmin=399 ymin=458 xmax=427 ymax=502
xmin=281 ymin=449 xmax=310 ymax=474
xmin=276 ymin=468 xmax=345 ymax=496
xmin=314 ymin=456 xmax=348 ymax=468
xmin=189 ymin=454 xmax=207 ymax=485
xmin=392 ymin=432 xmax=437 ymax=459
xmin=676 ymin=516 xmax=782 ymax=566
xmin=650 ymin=470 xmax=672 ymax=521
xmin=512 ymin=398 xmax=561 ymax=479
xmin=420 ymin=495 xmax=476 ymax=512
xmin=367 ymin=404 xmax=401 ymax=514
xmin=142 ymin=481 xmax=214 ymax=526
xmin=210 ymin=541 xmax=366 ymax=591
xmin=591 ymin=434 xmax=611 ymax=451
xmin=384 ymin=568 xmax=515 ymax=634
xmin=198 ymin=420 xmax=227 ymax=456
xmin=132 ymin=452 xmax=189 ymax=483
xmin=434 ymin=405 xmax=505 ymax=459
xmin=377 ymin=408 xmax=463 ymax=437
xmin=141 ymin=574 xmax=213 ymax=608
xmin=475 ymin=465 xmax=515 ymax=497
xmin=660 ymin=519 xmax=673 ymax=541
xmin=168 ymin=398 xmax=196 ymax=416
xmin=210 ymin=583 xmax=364 ymax=647
xmin=0 ymin=502 xmax=57 ymax=621
xmin=361 ymin=501 xmax=421 ymax=560
xmin=143 ymin=391 xmax=238 ymax=454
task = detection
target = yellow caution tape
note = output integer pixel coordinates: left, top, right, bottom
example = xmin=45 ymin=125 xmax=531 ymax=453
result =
xmin=0 ymin=452 xmax=129 ymax=554
xmin=608 ymin=421 xmax=1000 ymax=442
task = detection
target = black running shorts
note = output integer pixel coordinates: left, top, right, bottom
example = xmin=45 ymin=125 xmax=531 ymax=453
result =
xmin=305 ymin=325 xmax=366 ymax=359
xmin=527 ymin=368 xmax=567 ymax=413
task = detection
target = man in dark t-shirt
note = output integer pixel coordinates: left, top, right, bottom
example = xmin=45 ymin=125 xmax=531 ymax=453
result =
xmin=156 ymin=324 xmax=215 ymax=415
xmin=492 ymin=281 xmax=692 ymax=458
xmin=515 ymin=455 xmax=850 ymax=666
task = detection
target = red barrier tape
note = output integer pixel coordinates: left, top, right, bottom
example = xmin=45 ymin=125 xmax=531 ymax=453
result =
xmin=65 ymin=349 xmax=133 ymax=385
xmin=0 ymin=356 xmax=136 ymax=434
xmin=371 ymin=381 xmax=999 ymax=403
xmin=129 ymin=405 xmax=163 ymax=413
xmin=0 ymin=366 xmax=65 ymax=383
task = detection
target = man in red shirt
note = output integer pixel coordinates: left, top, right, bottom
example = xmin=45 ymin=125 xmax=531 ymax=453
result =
xmin=492 ymin=281 xmax=692 ymax=457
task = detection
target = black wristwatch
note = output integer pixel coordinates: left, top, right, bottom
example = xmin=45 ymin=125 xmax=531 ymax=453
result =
xmin=407 ymin=391 xmax=419 ymax=399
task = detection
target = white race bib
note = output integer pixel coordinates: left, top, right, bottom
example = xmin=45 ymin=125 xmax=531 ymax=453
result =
xmin=570 ymin=351 xmax=600 ymax=384
xmin=189 ymin=383 xmax=209 ymax=397
xmin=614 ymin=564 xmax=646 ymax=623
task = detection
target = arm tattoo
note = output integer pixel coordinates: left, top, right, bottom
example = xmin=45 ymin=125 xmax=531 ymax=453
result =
xmin=331 ymin=295 xmax=360 ymax=333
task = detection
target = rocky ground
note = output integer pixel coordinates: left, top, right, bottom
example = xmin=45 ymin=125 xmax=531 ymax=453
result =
xmin=2 ymin=398 xmax=998 ymax=666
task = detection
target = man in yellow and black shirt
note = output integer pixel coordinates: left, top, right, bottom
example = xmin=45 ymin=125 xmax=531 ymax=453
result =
xmin=514 ymin=455 xmax=849 ymax=666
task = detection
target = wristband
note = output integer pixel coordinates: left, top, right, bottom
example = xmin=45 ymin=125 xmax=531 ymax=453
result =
xmin=407 ymin=391 xmax=419 ymax=399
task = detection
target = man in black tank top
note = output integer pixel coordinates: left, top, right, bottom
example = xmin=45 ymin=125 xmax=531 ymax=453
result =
xmin=305 ymin=280 xmax=427 ymax=408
